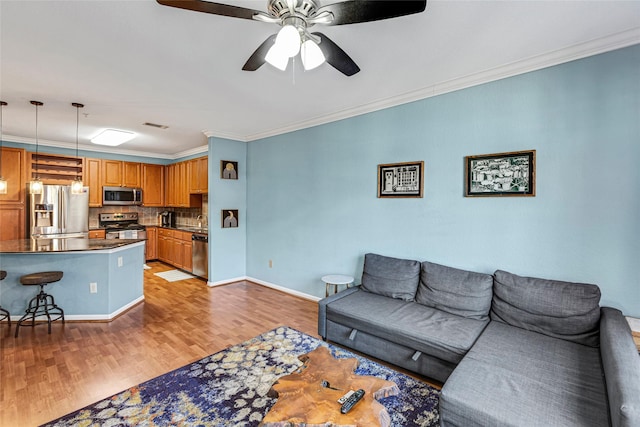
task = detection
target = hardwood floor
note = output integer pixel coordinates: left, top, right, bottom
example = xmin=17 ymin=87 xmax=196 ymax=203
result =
xmin=0 ymin=262 xmax=319 ymax=426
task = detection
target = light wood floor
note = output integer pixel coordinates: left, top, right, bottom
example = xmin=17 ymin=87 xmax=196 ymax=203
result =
xmin=0 ymin=262 xmax=319 ymax=426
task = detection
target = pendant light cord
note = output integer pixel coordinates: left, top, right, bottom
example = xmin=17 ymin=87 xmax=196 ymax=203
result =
xmin=72 ymin=103 xmax=84 ymax=182
xmin=0 ymin=101 xmax=5 ymax=176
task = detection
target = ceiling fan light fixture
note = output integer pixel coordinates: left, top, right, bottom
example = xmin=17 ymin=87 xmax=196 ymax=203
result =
xmin=91 ymin=129 xmax=136 ymax=146
xmin=265 ymin=43 xmax=289 ymax=71
xmin=275 ymin=24 xmax=301 ymax=58
xmin=301 ymin=39 xmax=325 ymax=70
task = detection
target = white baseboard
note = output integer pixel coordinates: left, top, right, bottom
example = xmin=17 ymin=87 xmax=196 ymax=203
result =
xmin=9 ymin=295 xmax=145 ymax=322
xmin=207 ymin=276 xmax=249 ymax=287
xmin=247 ymin=277 xmax=321 ymax=302
xmin=206 ymin=275 xmax=320 ymax=302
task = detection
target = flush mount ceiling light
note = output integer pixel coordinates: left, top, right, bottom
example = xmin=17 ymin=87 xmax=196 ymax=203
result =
xmin=157 ymin=0 xmax=428 ymax=76
xmin=91 ymin=129 xmax=136 ymax=146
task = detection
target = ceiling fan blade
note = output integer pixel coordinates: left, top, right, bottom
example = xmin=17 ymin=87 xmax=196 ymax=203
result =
xmin=312 ymin=32 xmax=360 ymax=76
xmin=156 ymin=0 xmax=264 ymax=20
xmin=242 ymin=34 xmax=277 ymax=71
xmin=316 ymin=0 xmax=427 ymax=25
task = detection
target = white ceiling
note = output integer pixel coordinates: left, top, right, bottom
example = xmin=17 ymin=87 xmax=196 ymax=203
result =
xmin=1 ymin=0 xmax=639 ymax=159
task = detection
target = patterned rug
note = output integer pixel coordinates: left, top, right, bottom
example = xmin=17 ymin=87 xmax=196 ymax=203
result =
xmin=42 ymin=326 xmax=440 ymax=426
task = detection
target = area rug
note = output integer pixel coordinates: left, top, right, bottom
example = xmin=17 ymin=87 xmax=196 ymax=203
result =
xmin=42 ymin=326 xmax=440 ymax=426
xmin=153 ymin=269 xmax=195 ymax=282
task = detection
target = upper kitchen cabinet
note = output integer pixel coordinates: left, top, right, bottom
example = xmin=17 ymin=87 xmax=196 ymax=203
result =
xmin=0 ymin=147 xmax=26 ymax=240
xmin=102 ymin=160 xmax=141 ymax=187
xmin=85 ymin=157 xmax=102 ymax=207
xmin=142 ymin=163 xmax=164 ymax=207
xmin=165 ymin=159 xmax=203 ymax=208
xmin=0 ymin=147 xmax=26 ymax=204
xmin=188 ymin=156 xmax=208 ymax=194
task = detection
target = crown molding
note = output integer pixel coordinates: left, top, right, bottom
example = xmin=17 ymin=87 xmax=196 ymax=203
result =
xmin=239 ymin=28 xmax=640 ymax=142
xmin=203 ymin=130 xmax=249 ymax=142
xmin=173 ymin=144 xmax=208 ymax=159
xmin=3 ymin=134 xmax=198 ymax=160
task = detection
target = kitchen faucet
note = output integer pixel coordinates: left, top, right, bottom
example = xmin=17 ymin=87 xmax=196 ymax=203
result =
xmin=196 ymin=214 xmax=207 ymax=229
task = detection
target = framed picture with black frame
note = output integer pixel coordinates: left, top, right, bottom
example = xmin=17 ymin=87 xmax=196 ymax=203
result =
xmin=377 ymin=161 xmax=424 ymax=198
xmin=465 ymin=150 xmax=535 ymax=197
xmin=221 ymin=160 xmax=238 ymax=180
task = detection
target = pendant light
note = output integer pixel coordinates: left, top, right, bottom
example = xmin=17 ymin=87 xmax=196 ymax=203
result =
xmin=29 ymin=100 xmax=44 ymax=195
xmin=0 ymin=101 xmax=7 ymax=194
xmin=70 ymin=102 xmax=84 ymax=194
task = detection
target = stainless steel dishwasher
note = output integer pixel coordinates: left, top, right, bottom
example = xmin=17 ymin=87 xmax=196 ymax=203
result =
xmin=192 ymin=234 xmax=208 ymax=279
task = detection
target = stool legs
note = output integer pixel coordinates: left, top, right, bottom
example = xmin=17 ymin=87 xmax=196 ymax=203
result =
xmin=15 ymin=284 xmax=65 ymax=338
xmin=0 ymin=306 xmax=9 ymax=327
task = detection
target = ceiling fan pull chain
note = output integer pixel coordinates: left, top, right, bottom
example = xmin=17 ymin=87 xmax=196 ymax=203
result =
xmin=291 ymin=55 xmax=296 ymax=85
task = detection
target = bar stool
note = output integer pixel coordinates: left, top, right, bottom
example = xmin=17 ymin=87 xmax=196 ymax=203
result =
xmin=15 ymin=271 xmax=65 ymax=338
xmin=0 ymin=271 xmax=10 ymax=327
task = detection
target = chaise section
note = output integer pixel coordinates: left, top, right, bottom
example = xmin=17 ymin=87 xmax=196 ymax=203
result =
xmin=440 ymin=321 xmax=610 ymax=427
xmin=323 ymin=288 xmax=488 ymax=382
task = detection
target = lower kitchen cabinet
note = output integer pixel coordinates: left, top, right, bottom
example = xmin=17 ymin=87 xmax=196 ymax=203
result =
xmin=157 ymin=228 xmax=192 ymax=272
xmin=0 ymin=205 xmax=25 ymax=241
xmin=88 ymin=229 xmax=106 ymax=239
xmin=145 ymin=226 xmax=157 ymax=261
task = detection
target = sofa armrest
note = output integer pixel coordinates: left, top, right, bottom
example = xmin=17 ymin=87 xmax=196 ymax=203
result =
xmin=318 ymin=286 xmax=361 ymax=339
xmin=600 ymin=307 xmax=640 ymax=427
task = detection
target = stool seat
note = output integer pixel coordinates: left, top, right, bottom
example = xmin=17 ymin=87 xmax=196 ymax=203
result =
xmin=20 ymin=271 xmax=63 ymax=285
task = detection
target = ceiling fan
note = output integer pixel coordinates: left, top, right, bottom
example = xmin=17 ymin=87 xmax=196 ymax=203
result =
xmin=157 ymin=0 xmax=427 ymax=76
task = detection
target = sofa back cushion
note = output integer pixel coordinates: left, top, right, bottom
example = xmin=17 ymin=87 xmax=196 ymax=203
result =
xmin=491 ymin=270 xmax=601 ymax=347
xmin=361 ymin=253 xmax=420 ymax=301
xmin=415 ymin=261 xmax=493 ymax=320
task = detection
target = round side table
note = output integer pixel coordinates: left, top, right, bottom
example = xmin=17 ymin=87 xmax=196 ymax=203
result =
xmin=322 ymin=274 xmax=355 ymax=297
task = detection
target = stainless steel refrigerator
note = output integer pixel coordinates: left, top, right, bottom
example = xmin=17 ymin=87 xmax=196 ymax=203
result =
xmin=29 ymin=185 xmax=89 ymax=238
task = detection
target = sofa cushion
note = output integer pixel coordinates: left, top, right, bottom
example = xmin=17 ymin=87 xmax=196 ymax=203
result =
xmin=415 ymin=261 xmax=493 ymax=320
xmin=361 ymin=253 xmax=420 ymax=301
xmin=491 ymin=270 xmax=601 ymax=347
xmin=325 ymin=289 xmax=488 ymax=364
xmin=440 ymin=321 xmax=609 ymax=427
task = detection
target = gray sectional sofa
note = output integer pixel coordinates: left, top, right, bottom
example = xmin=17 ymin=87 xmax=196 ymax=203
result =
xmin=318 ymin=253 xmax=640 ymax=427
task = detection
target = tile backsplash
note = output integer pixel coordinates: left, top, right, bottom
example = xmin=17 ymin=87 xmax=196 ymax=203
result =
xmin=89 ymin=194 xmax=208 ymax=228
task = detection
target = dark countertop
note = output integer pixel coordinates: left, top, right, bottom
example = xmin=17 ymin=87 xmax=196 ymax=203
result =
xmin=0 ymin=238 xmax=145 ymax=254
xmin=145 ymin=225 xmax=208 ymax=235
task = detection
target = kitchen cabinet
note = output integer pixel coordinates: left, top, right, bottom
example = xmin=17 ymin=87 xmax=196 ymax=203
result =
xmin=141 ymin=164 xmax=164 ymax=207
xmin=188 ymin=156 xmax=208 ymax=194
xmin=102 ymin=160 xmax=141 ymax=187
xmin=145 ymin=226 xmax=157 ymax=261
xmin=165 ymin=161 xmax=200 ymax=208
xmin=157 ymin=228 xmax=192 ymax=272
xmin=0 ymin=147 xmax=26 ymax=205
xmin=0 ymin=147 xmax=26 ymax=240
xmin=0 ymin=205 xmax=25 ymax=241
xmin=88 ymin=229 xmax=106 ymax=239
xmin=85 ymin=157 xmax=102 ymax=207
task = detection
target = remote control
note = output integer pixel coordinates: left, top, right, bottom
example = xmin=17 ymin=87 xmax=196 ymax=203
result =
xmin=337 ymin=390 xmax=354 ymax=404
xmin=340 ymin=389 xmax=365 ymax=414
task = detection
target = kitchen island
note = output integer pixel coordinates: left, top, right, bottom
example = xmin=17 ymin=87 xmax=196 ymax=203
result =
xmin=0 ymin=238 xmax=145 ymax=321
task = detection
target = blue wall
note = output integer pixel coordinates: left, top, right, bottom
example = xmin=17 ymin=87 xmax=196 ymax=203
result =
xmin=247 ymin=45 xmax=640 ymax=317
xmin=207 ymin=137 xmax=247 ymax=283
xmin=0 ymin=243 xmax=144 ymax=318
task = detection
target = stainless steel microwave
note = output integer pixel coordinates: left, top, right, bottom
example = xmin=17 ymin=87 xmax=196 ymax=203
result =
xmin=103 ymin=186 xmax=143 ymax=205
